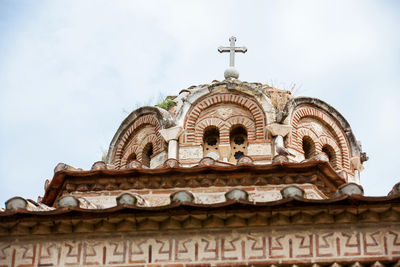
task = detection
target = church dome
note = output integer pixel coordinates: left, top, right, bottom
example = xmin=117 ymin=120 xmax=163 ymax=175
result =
xmin=106 ymin=78 xmax=365 ymax=184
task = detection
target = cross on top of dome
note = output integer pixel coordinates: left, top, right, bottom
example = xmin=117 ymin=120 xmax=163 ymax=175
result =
xmin=218 ymin=36 xmax=247 ymax=79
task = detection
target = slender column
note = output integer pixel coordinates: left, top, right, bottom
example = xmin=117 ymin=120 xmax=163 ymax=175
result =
xmin=159 ymin=126 xmax=184 ymax=160
xmin=168 ymin=139 xmax=178 ymax=159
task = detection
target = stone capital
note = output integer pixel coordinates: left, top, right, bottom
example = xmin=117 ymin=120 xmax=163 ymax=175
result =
xmin=159 ymin=126 xmax=184 ymax=142
xmin=266 ymin=123 xmax=292 ymax=137
xmin=350 ymin=157 xmax=364 ymax=171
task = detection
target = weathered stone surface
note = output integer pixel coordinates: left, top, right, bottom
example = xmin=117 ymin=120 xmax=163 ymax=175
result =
xmin=204 ymin=151 xmax=220 ymax=160
xmin=116 ymin=193 xmax=137 ymax=206
xmin=389 ymin=181 xmax=400 ymax=196
xmin=91 ymin=161 xmax=107 ymax=170
xmin=125 ymin=160 xmax=142 ymax=169
xmin=163 ymin=158 xmax=180 ymax=168
xmin=170 ymin=190 xmax=194 ymax=203
xmin=225 ymin=188 xmax=248 ymax=201
xmin=54 ymin=162 xmax=76 ymax=173
xmin=198 ymin=157 xmax=215 ymax=166
xmin=57 ymin=196 xmax=79 ymax=208
xmin=179 ymin=145 xmax=202 ymax=160
xmin=159 ymin=126 xmax=183 ymax=142
xmin=350 ymin=156 xmax=363 ymax=171
xmin=65 ymin=184 xmax=324 ymax=209
xmin=336 ymin=183 xmax=364 ymax=197
xmin=267 ymin=123 xmax=292 ymax=137
xmin=150 ymin=151 xmax=167 ymax=169
xmin=247 ymin=143 xmax=271 ymax=156
xmin=281 ymin=185 xmax=305 ymax=198
xmin=224 ymin=66 xmax=239 ymax=79
xmin=272 ymin=154 xmax=289 ymax=163
xmin=5 ymin=197 xmax=27 ymax=210
xmin=236 ymin=155 xmax=254 ymax=165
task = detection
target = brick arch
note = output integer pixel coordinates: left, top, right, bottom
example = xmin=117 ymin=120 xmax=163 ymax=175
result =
xmin=121 ymin=114 xmax=162 ymax=151
xmin=318 ymin=136 xmax=342 ymax=170
xmin=289 ymin=127 xmax=319 ymax=151
xmin=194 ymin=118 xmax=224 ymax=144
xmin=225 ymin=116 xmax=256 ymax=142
xmin=290 ymin=105 xmax=351 ymax=170
xmin=317 ymin=136 xmax=343 ymax=166
xmin=114 ymin=114 xmax=165 ymax=168
xmin=316 ymin=136 xmax=341 ymax=153
xmin=120 ymin=145 xmax=140 ymax=167
xmin=183 ymin=93 xmax=266 ymax=144
xmin=137 ymin=134 xmax=158 ymax=162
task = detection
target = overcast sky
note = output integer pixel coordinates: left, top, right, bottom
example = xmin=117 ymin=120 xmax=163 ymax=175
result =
xmin=0 ymin=0 xmax=399 ymax=205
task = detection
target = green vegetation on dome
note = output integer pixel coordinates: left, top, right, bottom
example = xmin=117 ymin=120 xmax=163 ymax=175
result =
xmin=156 ymin=97 xmax=177 ymax=111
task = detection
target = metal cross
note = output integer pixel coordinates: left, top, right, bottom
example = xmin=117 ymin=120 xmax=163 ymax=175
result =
xmin=218 ymin=36 xmax=247 ymax=67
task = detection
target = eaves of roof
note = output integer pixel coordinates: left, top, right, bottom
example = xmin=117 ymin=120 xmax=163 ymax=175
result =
xmin=1 ymin=195 xmax=399 ymax=236
xmin=42 ymin=160 xmax=345 ymax=206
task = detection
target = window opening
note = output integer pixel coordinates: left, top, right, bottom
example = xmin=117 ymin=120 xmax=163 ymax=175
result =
xmin=126 ymin=153 xmax=137 ymax=165
xmin=203 ymin=127 xmax=220 ymax=159
xmin=322 ymin=145 xmax=336 ymax=169
xmin=142 ymin=143 xmax=153 ymax=167
xmin=302 ymin=136 xmax=315 ymax=160
xmin=229 ymin=126 xmax=248 ymax=163
xmin=234 ymin=151 xmax=244 ymax=160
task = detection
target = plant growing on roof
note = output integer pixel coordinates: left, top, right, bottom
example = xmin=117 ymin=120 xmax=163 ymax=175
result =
xmin=156 ymin=96 xmax=177 ymax=111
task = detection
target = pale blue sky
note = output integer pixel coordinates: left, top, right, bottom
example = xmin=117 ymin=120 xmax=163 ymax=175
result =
xmin=0 ymin=0 xmax=399 ymax=205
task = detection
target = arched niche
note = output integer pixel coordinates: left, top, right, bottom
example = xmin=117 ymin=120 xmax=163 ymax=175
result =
xmin=287 ymin=101 xmax=353 ymax=172
xmin=322 ymin=144 xmax=337 ymax=169
xmin=203 ymin=126 xmax=220 ymax=159
xmin=182 ymin=93 xmax=267 ymax=145
xmin=302 ymin=136 xmax=315 ymax=160
xmin=107 ymin=107 xmax=172 ymax=169
xmin=229 ymin=125 xmax=248 ymax=163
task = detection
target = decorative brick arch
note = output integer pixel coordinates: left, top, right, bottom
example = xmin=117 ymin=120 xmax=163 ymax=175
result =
xmin=289 ymin=105 xmax=351 ymax=170
xmin=113 ymin=114 xmax=165 ymax=168
xmin=137 ymin=134 xmax=158 ymax=162
xmin=120 ymin=144 xmax=140 ymax=167
xmin=194 ymin=118 xmax=225 ymax=144
xmin=289 ymin=127 xmax=319 ymax=151
xmin=122 ymin=114 xmax=162 ymax=150
xmin=318 ymin=136 xmax=342 ymax=169
xmin=194 ymin=116 xmax=256 ymax=146
xmin=226 ymin=116 xmax=256 ymax=141
xmin=183 ymin=93 xmax=266 ymax=144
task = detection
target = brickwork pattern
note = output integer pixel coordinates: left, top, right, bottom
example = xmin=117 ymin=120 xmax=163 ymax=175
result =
xmin=193 ymin=108 xmax=256 ymax=145
xmin=113 ymin=114 xmax=165 ymax=169
xmin=289 ymin=105 xmax=351 ymax=171
xmin=182 ymin=93 xmax=267 ymax=145
xmin=293 ymin=125 xmax=343 ymax=170
xmin=120 ymin=133 xmax=159 ymax=167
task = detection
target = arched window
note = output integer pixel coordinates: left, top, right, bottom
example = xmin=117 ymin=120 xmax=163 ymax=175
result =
xmin=141 ymin=143 xmax=153 ymax=167
xmin=302 ymin=136 xmax=315 ymax=160
xmin=322 ymin=144 xmax=337 ymax=169
xmin=126 ymin=153 xmax=137 ymax=165
xmin=229 ymin=125 xmax=248 ymax=162
xmin=203 ymin=126 xmax=220 ymax=159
